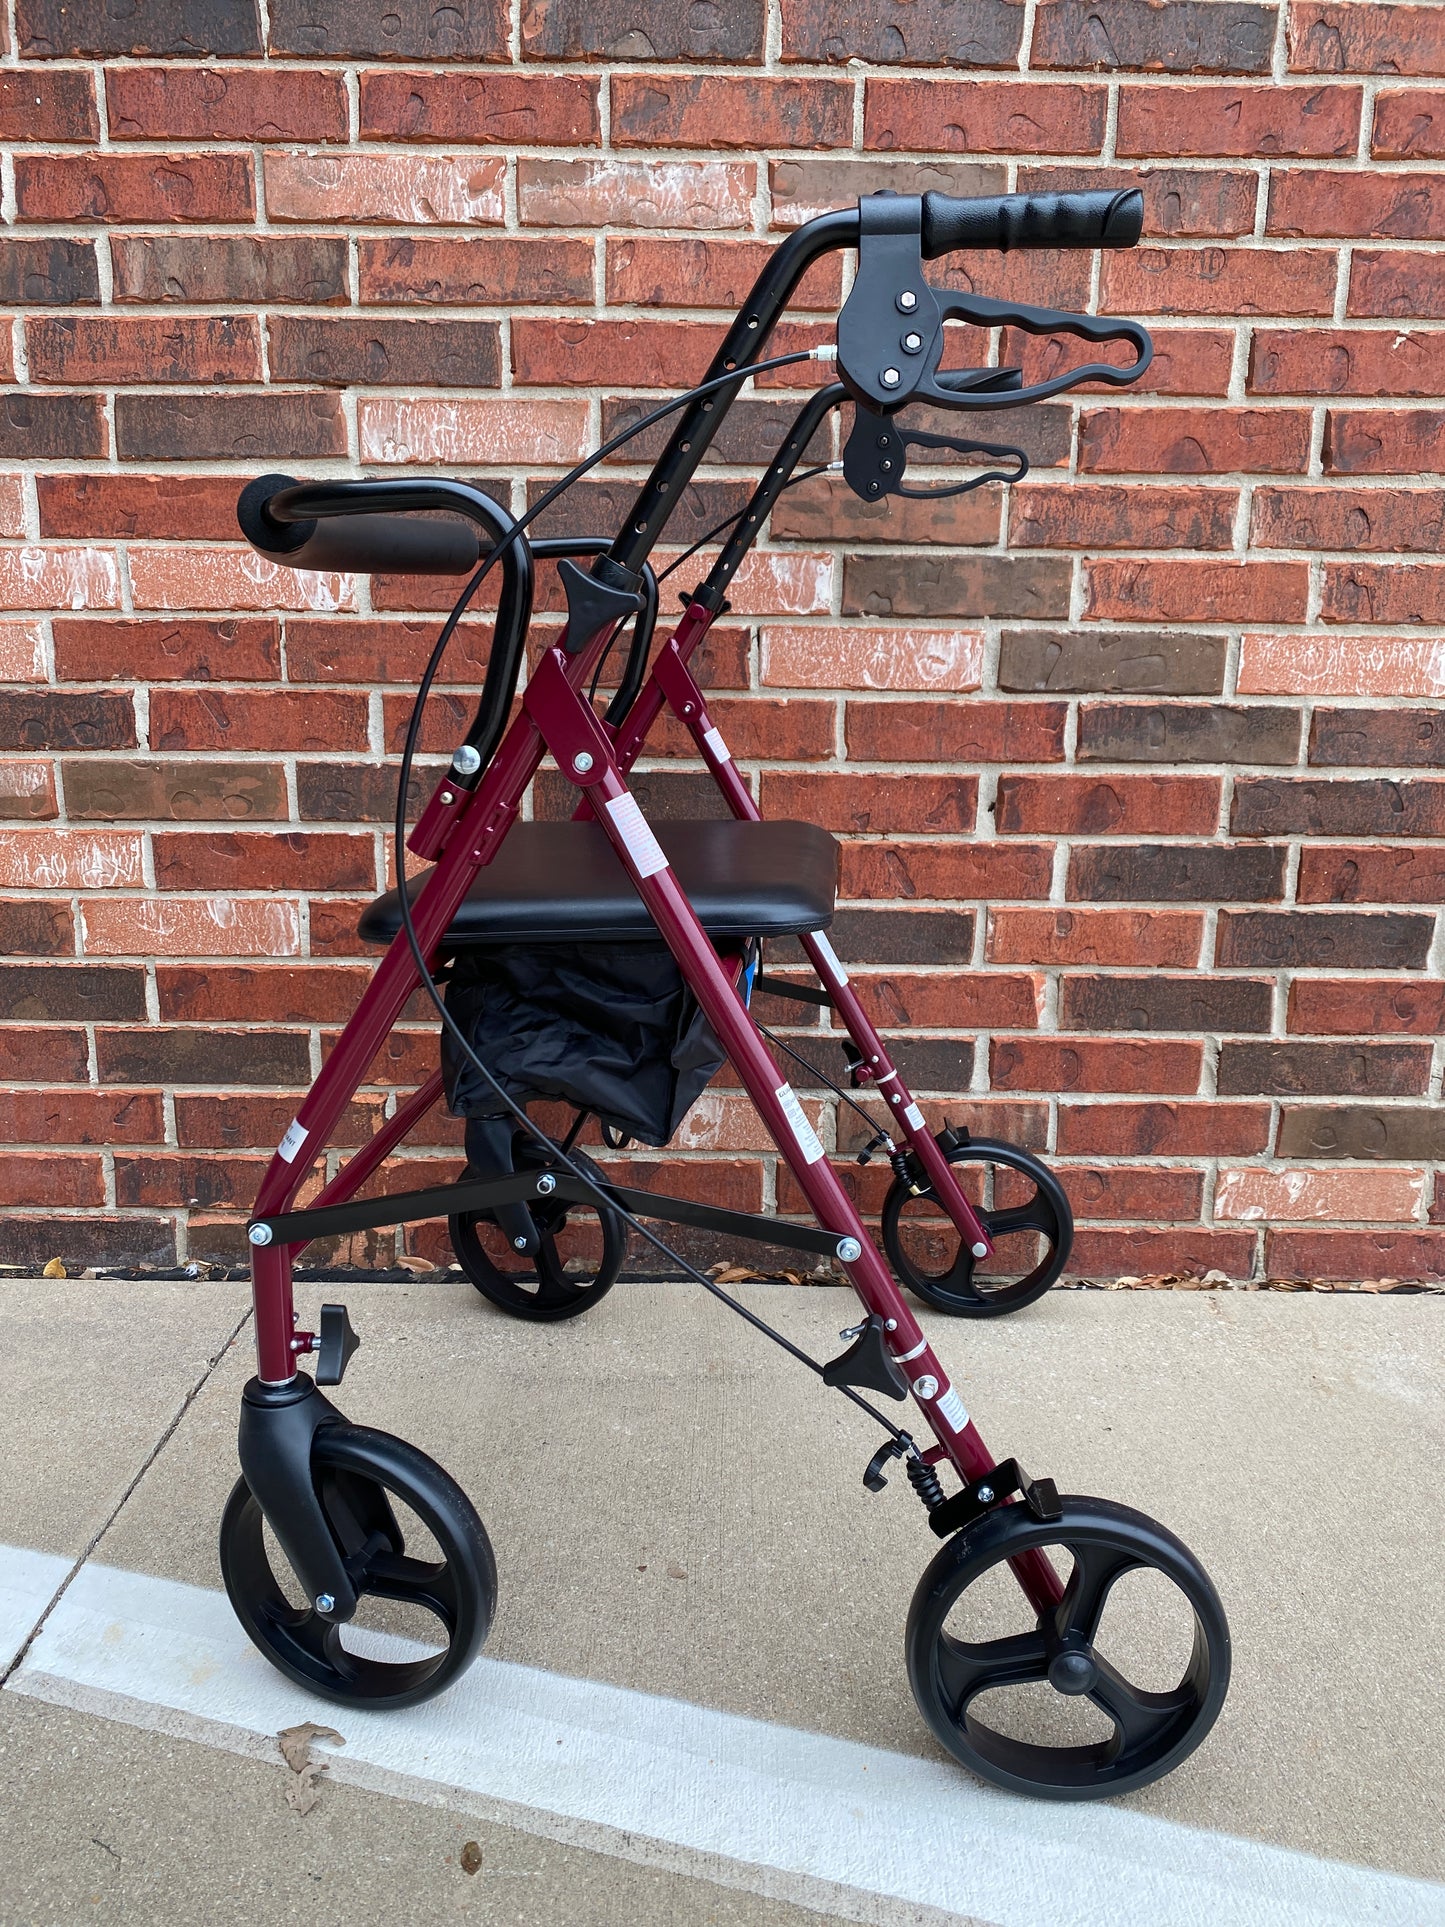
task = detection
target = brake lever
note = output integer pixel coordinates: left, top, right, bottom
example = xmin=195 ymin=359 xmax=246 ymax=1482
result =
xmin=842 ymin=408 xmax=1029 ymax=502
xmin=920 ymin=290 xmax=1151 ymax=410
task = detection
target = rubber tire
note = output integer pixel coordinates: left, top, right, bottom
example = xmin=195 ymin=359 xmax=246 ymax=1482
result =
xmin=882 ymin=1136 xmax=1073 ymax=1317
xmin=449 ymin=1138 xmax=627 ymax=1323
xmin=220 ymin=1421 xmax=496 ymax=1711
xmin=907 ymin=1494 xmax=1230 ymax=1801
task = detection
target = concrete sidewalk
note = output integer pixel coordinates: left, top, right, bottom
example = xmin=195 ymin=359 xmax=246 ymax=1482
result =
xmin=2 ymin=1273 xmax=1442 ymax=1926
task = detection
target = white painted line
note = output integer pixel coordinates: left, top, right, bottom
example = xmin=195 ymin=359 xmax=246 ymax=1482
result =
xmin=0 ymin=1544 xmax=70 ymax=1671
xmin=6 ymin=1546 xmax=1444 ymax=1927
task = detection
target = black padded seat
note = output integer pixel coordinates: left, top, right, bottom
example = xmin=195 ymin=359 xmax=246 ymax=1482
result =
xmin=358 ymin=818 xmax=838 ymax=949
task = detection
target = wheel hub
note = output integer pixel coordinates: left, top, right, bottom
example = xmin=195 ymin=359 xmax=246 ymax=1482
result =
xmin=1047 ymin=1646 xmax=1098 ymax=1695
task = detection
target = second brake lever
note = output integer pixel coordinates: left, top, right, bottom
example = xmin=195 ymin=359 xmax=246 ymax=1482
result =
xmin=842 ymin=408 xmax=1029 ymax=503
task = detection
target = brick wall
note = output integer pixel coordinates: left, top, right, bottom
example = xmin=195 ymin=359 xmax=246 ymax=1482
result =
xmin=3 ymin=0 xmax=1445 ymax=1283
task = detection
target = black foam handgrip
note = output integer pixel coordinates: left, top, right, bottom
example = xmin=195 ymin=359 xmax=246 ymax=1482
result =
xmin=920 ymin=189 xmax=1144 ymax=259
xmin=237 ymin=472 xmax=480 ymax=576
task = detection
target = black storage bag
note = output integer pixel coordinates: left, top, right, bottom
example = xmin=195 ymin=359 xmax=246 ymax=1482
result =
xmin=442 ymin=940 xmax=727 ymax=1149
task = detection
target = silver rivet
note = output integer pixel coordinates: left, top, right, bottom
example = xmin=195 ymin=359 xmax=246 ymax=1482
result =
xmin=976 ymin=1486 xmax=994 ymax=1505
xmin=440 ymin=790 xmax=455 ymax=805
xmin=971 ymin=1241 xmax=989 ymax=1259
xmin=836 ymin=1237 xmax=862 ymax=1264
xmin=897 ymin=290 xmax=918 ymax=313
xmin=573 ymin=751 xmax=594 ymax=774
xmin=880 ymin=367 xmax=901 ymax=389
xmin=513 ymin=1235 xmax=529 ymax=1250
xmin=453 ymin=744 xmax=482 ymax=775
xmin=536 ymin=1174 xmax=556 ymax=1195
xmin=902 ymin=332 xmax=923 ymax=353
xmin=885 ymin=1318 xmax=897 ymax=1331
xmin=248 ymin=1223 xmax=272 ymax=1247
xmin=314 ymin=1593 xmax=335 ymax=1613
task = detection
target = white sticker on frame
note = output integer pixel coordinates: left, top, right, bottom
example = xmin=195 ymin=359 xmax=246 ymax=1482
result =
xmin=604 ymin=793 xmax=669 ymax=878
xmin=936 ymin=1386 xmax=969 ymax=1432
xmin=277 ymin=1120 xmax=308 ymax=1163
xmin=702 ymin=725 xmax=731 ymax=763
xmin=775 ymin=1083 xmax=825 ymax=1164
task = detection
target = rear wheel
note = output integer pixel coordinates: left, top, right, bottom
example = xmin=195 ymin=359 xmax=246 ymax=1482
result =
xmin=449 ymin=1134 xmax=628 ymax=1322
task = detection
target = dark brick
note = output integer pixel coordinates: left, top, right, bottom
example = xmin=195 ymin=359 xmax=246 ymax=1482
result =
xmin=1078 ymin=702 xmax=1302 ymax=764
xmin=0 ymin=963 xmax=145 ymax=1022
xmin=779 ymin=0 xmax=1023 ymax=65
xmin=843 ymin=554 xmax=1071 ymax=621
xmin=1033 ymin=0 xmax=1274 ymax=69
xmin=0 ymin=898 xmax=73 ymax=955
xmin=602 ymin=394 xmax=833 ymax=469
xmin=526 ymin=475 xmax=752 ymax=544
xmin=0 ymin=1217 xmax=175 ymax=1270
xmin=1309 ymin=707 xmax=1445 ymax=767
xmin=886 ymin=1036 xmax=976 ymax=1090
xmin=268 ymin=0 xmax=506 ymax=57
xmin=296 ymin=762 xmax=431 ymax=824
xmin=357 ymin=71 xmax=599 ymax=147
xmin=96 ymin=1027 xmax=310 ymax=1087
xmin=1278 ymin=1104 xmax=1445 ymax=1159
xmin=0 ymin=239 xmax=97 ymax=308
xmin=1233 ymin=776 xmax=1445 ymax=837
xmin=0 ymin=70 xmax=98 ymax=141
xmin=18 ymin=0 xmax=260 ymax=56
xmin=1069 ymin=841 xmax=1288 ymax=901
xmin=845 ymin=699 xmax=1067 ymax=764
xmin=770 ymin=472 xmax=998 ymax=547
xmin=998 ymin=628 xmax=1227 ymax=694
xmin=1217 ymin=909 xmax=1433 ymax=969
xmin=521 ymin=0 xmax=764 ymax=59
xmin=0 ymin=392 xmax=103 ymax=460
xmin=828 ymin=908 xmax=975 ymax=965
xmin=770 ymin=157 xmax=1006 ymax=225
xmin=267 ymin=316 xmax=502 ymax=389
xmin=0 ymin=691 xmax=133 ymax=752
xmin=42 ymin=481 xmax=244 ymax=542
xmin=64 ymin=760 xmax=286 ymax=823
xmin=115 ymin=392 xmax=344 ymax=462
xmin=1061 ymin=974 xmax=1274 ymax=1031
xmin=111 ymin=235 xmax=347 ymax=305
xmin=1217 ymin=1040 xmax=1430 ymax=1096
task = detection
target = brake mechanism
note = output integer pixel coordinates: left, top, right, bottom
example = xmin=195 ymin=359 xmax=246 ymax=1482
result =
xmin=841 ymin=407 xmax=1030 ymax=503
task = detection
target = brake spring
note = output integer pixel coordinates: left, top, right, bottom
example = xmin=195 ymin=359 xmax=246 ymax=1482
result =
xmin=907 ymin=1456 xmax=947 ymax=1513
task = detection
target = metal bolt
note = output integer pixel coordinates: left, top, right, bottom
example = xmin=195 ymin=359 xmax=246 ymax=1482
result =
xmin=880 ymin=367 xmax=901 ymax=389
xmin=453 ymin=744 xmax=482 ymax=776
xmin=897 ymin=290 xmax=918 ymax=313
xmin=535 ymin=1173 xmax=557 ymax=1195
xmin=901 ymin=331 xmax=924 ymax=354
xmin=976 ymin=1485 xmax=994 ymax=1506
xmin=971 ymin=1241 xmax=989 ymax=1259
xmin=314 ymin=1593 xmax=335 ymax=1614
xmin=440 ymin=790 xmax=455 ymax=806
xmin=573 ymin=751 xmax=594 ymax=774
xmin=836 ymin=1237 xmax=863 ymax=1264
xmin=248 ymin=1223 xmax=272 ymax=1247
xmin=513 ymin=1235 xmax=529 ymax=1251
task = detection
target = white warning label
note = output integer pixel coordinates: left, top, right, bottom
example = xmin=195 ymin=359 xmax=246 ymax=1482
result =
xmin=936 ymin=1386 xmax=969 ymax=1432
xmin=605 ymin=792 xmax=669 ymax=878
xmin=903 ymin=1101 xmax=926 ymax=1131
xmin=810 ymin=931 xmax=849 ymax=985
xmin=775 ymin=1082 xmax=825 ymax=1164
xmin=702 ymin=725 xmax=731 ymax=764
xmin=277 ymin=1120 xmax=308 ymax=1164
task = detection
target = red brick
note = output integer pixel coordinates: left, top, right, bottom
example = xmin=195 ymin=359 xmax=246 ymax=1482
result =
xmin=1001 ymin=323 xmax=1236 ymax=397
xmin=1251 ymin=328 xmax=1445 ymax=397
xmin=266 ymin=153 xmax=505 ymax=226
xmin=1057 ymin=1099 xmax=1270 ymax=1155
xmin=153 ymin=832 xmax=373 ymax=893
xmin=0 ymin=1026 xmax=88 ymax=1082
xmin=26 ymin=314 xmax=261 ymax=385
xmin=0 ymin=487 xmax=26 ymax=543
xmin=106 ymin=66 xmax=347 ymax=141
xmin=1320 ymin=562 xmax=1445 ymax=625
xmin=112 ymin=1153 xmax=269 ymax=1210
xmin=1288 ymin=977 xmax=1445 ymax=1035
xmin=53 ymin=618 xmax=278 ymax=685
xmin=359 ymin=70 xmax=599 ymax=145
xmin=1251 ymin=487 xmax=1445 ymax=554
xmin=1264 ymin=1229 xmax=1445 ymax=1281
xmin=287 ymin=617 xmax=498 ymax=687
xmin=612 ymin=74 xmax=850 ymax=150
xmin=930 ymin=250 xmax=1092 ymax=315
xmin=1238 ymin=633 xmax=1445 ymax=695
xmin=0 ymin=546 xmax=118 ymax=613
xmin=1297 ymin=845 xmax=1445 ymax=904
xmin=763 ymin=624 xmax=982 ymax=693
xmin=148 ymin=689 xmax=368 ymax=755
xmin=0 ymin=1153 xmax=105 ymax=1208
xmin=0 ymin=761 xmax=55 ymax=820
xmin=0 ymin=827 xmax=142 ymax=888
xmin=1269 ymin=169 xmax=1445 ymax=240
xmin=779 ymin=0 xmax=1022 ymax=65
xmin=512 ymin=317 xmax=721 ymax=389
xmin=0 ymin=70 xmax=98 ymax=141
xmin=758 ymin=771 xmax=976 ymax=835
xmin=1372 ymin=89 xmax=1445 ymax=158
xmin=111 ymin=234 xmax=347 ymax=305
xmin=357 ymin=235 xmax=592 ymax=306
xmin=129 ymin=548 xmax=356 ymax=615
xmin=268 ymin=0 xmax=508 ymax=59
xmin=1326 ymin=409 xmax=1445 ymax=475
xmin=1034 ymin=0 xmax=1275 ymax=71
xmin=1079 ymin=406 xmax=1311 ymax=475
xmin=174 ymin=1091 xmax=379 ymax=1150
xmin=991 ymin=1036 xmax=1202 ymax=1094
xmin=157 ymin=963 xmax=367 ymax=1024
xmin=844 ymin=972 xmax=1042 ymax=1031
xmin=1116 ymin=82 xmax=1362 ymax=157
xmin=15 ymin=152 xmax=254 ymax=223
xmin=358 ymin=397 xmax=588 ymax=468
xmin=0 ymin=1089 xmax=164 ymax=1146
xmin=522 ymin=0 xmax=762 ymax=61
xmin=0 ymin=620 xmax=44 ymax=685
xmin=838 ymin=840 xmax=1053 ymax=901
xmin=863 ymin=78 xmax=1108 ymax=154
xmin=1010 ymin=482 xmax=1237 ymax=549
xmin=844 ymin=699 xmax=1065 ymax=763
xmin=605 ymin=238 xmax=840 ymax=311
xmin=519 ymin=158 xmax=755 ymax=229
xmin=1084 ymin=558 xmax=1310 ymax=623
xmin=0 ymin=898 xmax=74 ymax=956
xmin=1291 ymin=2 xmax=1445 ymax=76
xmin=39 ymin=475 xmax=238 ymax=542
xmin=986 ymin=907 xmax=1204 ymax=966
xmin=1057 ymin=1165 xmax=1204 ymax=1222
xmin=1069 ymin=1227 xmax=1257 ymax=1279
xmin=81 ymin=898 xmax=301 ymax=959
xmin=650 ymin=697 xmax=834 ymax=764
xmin=1348 ymin=250 xmax=1445 ymax=318
xmin=1102 ymin=245 xmax=1337 ymax=316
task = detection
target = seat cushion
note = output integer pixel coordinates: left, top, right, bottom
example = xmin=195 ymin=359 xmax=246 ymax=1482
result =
xmin=358 ymin=817 xmax=838 ymax=948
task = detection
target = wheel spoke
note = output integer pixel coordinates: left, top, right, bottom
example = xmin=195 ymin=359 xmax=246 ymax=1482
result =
xmin=1056 ymin=1542 xmax=1141 ymax=1644
xmin=359 ymin=1549 xmax=461 ymax=1630
xmin=1088 ymin=1654 xmax=1196 ymax=1755
xmin=984 ymin=1197 xmax=1058 ymax=1241
xmin=935 ymin=1628 xmax=1049 ymax=1719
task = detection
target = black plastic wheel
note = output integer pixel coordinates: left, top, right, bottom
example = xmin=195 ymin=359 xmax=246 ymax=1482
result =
xmin=907 ymin=1494 xmax=1230 ymax=1801
xmin=882 ymin=1136 xmax=1072 ymax=1316
xmin=448 ymin=1135 xmax=628 ymax=1322
xmin=220 ymin=1422 xmax=496 ymax=1710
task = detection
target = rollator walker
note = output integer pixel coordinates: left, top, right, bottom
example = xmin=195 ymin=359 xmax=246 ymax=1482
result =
xmin=219 ymin=185 xmax=1230 ymax=1801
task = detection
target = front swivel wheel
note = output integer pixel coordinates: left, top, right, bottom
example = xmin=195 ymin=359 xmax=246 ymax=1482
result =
xmin=907 ymin=1495 xmax=1229 ymax=1800
xmin=220 ymin=1422 xmax=496 ymax=1710
xmin=883 ymin=1136 xmax=1072 ymax=1316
